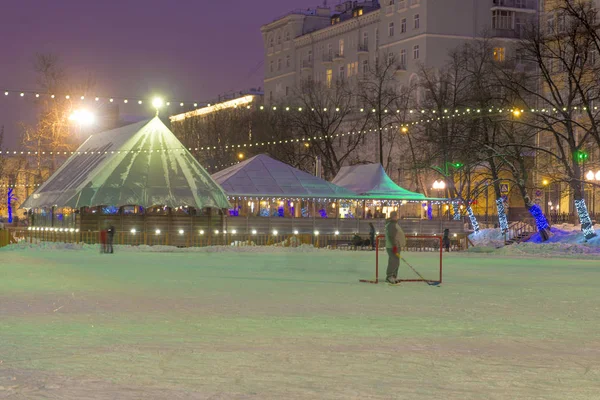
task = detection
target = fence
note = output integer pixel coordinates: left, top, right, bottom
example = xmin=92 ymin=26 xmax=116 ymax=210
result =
xmin=2 ymin=227 xmax=471 ymax=251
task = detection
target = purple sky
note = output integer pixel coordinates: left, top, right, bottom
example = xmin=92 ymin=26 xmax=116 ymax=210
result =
xmin=0 ymin=0 xmax=312 ymax=148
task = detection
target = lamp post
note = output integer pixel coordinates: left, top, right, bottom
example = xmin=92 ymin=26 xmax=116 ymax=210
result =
xmin=585 ymin=170 xmax=600 ymax=216
xmin=432 ymin=180 xmax=446 ymax=218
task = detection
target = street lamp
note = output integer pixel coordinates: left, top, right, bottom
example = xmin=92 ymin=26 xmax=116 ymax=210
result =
xmin=68 ymin=109 xmax=95 ymax=126
xmin=432 ymin=180 xmax=446 ymax=218
xmin=585 ymin=169 xmax=600 ymax=215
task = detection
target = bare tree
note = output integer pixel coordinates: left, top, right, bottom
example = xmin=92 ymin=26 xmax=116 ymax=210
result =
xmin=356 ymin=52 xmax=410 ymax=171
xmin=497 ymin=1 xmax=600 ymax=239
xmin=287 ymin=79 xmax=369 ymax=180
xmin=21 ymin=53 xmax=96 ymax=176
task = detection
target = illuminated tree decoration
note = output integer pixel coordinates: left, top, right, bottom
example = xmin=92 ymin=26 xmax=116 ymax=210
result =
xmin=496 ymin=198 xmax=509 ymax=234
xmin=7 ymin=188 xmax=17 ymax=224
xmin=452 ymin=201 xmax=461 ymax=221
xmin=528 ymin=204 xmax=549 ymax=232
xmin=574 ymin=199 xmax=596 ymax=240
xmin=466 ymin=205 xmax=480 ymax=234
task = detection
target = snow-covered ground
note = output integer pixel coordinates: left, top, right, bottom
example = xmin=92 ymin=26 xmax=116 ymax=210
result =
xmin=469 ymin=224 xmax=600 ymax=258
xmin=0 ymin=244 xmax=599 ymax=399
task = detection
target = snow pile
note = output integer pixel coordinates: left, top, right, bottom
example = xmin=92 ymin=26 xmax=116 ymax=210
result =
xmin=527 ymin=224 xmax=600 ymax=245
xmin=0 ymin=242 xmax=322 ymax=254
xmin=468 ymin=228 xmax=506 ymax=248
xmin=495 ymin=241 xmax=600 ymax=258
xmin=0 ymin=241 xmax=88 ymax=252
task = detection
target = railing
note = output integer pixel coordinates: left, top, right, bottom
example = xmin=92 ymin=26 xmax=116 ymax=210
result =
xmin=492 ymin=0 xmax=536 ymax=10
xmin=357 ymin=43 xmax=369 ymax=52
xmin=504 ymin=221 xmax=534 ymax=243
xmin=322 ymin=54 xmax=333 ymax=63
xmin=301 ymin=60 xmax=313 ymax=69
xmin=1 ymin=228 xmax=472 ymax=251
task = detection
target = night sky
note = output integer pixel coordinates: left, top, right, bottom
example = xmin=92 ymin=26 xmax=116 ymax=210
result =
xmin=0 ymin=0 xmax=312 ymax=148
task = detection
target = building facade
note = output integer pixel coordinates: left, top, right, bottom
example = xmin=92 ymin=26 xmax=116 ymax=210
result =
xmin=261 ymin=0 xmax=538 ymax=102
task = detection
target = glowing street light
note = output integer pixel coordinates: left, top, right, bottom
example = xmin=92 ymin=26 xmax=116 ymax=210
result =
xmin=152 ymin=97 xmax=164 ymax=115
xmin=238 ymin=152 xmax=245 ymax=160
xmin=512 ymin=109 xmax=521 ymax=117
xmin=68 ymin=109 xmax=95 ymax=126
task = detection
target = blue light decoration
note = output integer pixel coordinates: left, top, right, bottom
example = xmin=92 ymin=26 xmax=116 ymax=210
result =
xmin=301 ymin=207 xmax=309 ymax=217
xmin=277 ymin=206 xmax=284 ymax=217
xmin=102 ymin=206 xmax=119 ymax=215
xmin=452 ymin=201 xmax=461 ymax=221
xmin=427 ymin=203 xmax=433 ymax=220
xmin=466 ymin=205 xmax=480 ymax=233
xmin=496 ymin=198 xmax=509 ymax=234
xmin=228 ymin=208 xmax=239 ymax=216
xmin=7 ymin=188 xmax=16 ymax=224
xmin=574 ymin=198 xmax=597 ymax=240
xmin=528 ymin=203 xmax=549 ymax=231
xmin=319 ymin=209 xmax=328 ymax=218
xmin=259 ymin=208 xmax=270 ymax=217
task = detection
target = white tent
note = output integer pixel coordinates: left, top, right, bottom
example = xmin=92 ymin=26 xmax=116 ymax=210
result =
xmin=332 ymin=163 xmax=428 ymax=201
xmin=212 ymin=154 xmax=357 ymax=199
xmin=21 ymin=117 xmax=231 ymax=210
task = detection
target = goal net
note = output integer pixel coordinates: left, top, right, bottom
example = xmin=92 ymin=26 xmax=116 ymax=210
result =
xmin=360 ymin=235 xmax=443 ymax=285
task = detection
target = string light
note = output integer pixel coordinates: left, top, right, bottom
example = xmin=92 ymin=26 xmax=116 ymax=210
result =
xmin=574 ymin=199 xmax=596 ymax=240
xmin=466 ymin=205 xmax=480 ymax=234
xmin=528 ymin=203 xmax=549 ymax=232
xmin=496 ymin=198 xmax=509 ymax=234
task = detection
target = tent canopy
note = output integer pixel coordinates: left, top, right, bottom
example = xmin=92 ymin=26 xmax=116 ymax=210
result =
xmin=332 ymin=163 xmax=429 ymax=201
xmin=212 ymin=154 xmax=357 ymax=199
xmin=21 ymin=117 xmax=231 ymax=210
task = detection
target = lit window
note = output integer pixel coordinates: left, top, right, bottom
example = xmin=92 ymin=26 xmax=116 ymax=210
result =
xmin=414 ymin=14 xmax=420 ymax=29
xmin=339 ymin=39 xmax=344 ymax=56
xmin=413 ymin=44 xmax=420 ymax=59
xmin=326 ymin=69 xmax=333 ymax=88
xmin=493 ymin=47 xmax=505 ymax=62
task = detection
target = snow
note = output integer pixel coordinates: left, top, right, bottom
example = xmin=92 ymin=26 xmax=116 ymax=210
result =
xmin=1 ymin=244 xmax=599 ymax=399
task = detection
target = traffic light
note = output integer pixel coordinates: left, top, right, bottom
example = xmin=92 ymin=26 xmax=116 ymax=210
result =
xmin=575 ymin=150 xmax=589 ymax=163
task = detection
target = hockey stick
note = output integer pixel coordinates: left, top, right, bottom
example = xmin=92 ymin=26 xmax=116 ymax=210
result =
xmin=400 ymin=256 xmax=440 ymax=286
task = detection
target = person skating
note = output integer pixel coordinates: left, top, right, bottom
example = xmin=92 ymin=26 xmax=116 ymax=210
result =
xmin=442 ymin=228 xmax=451 ymax=252
xmin=106 ymin=225 xmax=115 ymax=254
xmin=385 ymin=211 xmax=406 ymax=285
xmin=369 ymin=222 xmax=376 ymax=250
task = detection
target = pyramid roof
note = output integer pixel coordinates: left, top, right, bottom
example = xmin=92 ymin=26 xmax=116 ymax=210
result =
xmin=332 ymin=163 xmax=427 ymax=201
xmin=21 ymin=117 xmax=231 ymax=210
xmin=212 ymin=154 xmax=356 ymax=199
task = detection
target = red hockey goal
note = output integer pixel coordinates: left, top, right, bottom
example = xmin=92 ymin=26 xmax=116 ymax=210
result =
xmin=359 ymin=235 xmax=443 ymax=285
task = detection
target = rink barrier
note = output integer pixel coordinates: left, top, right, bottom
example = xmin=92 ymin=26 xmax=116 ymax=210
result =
xmin=1 ymin=227 xmax=470 ymax=251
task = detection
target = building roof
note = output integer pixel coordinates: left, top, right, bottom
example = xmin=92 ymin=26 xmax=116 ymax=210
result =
xmin=331 ymin=163 xmax=428 ymax=201
xmin=21 ymin=117 xmax=231 ymax=210
xmin=212 ymin=154 xmax=357 ymax=199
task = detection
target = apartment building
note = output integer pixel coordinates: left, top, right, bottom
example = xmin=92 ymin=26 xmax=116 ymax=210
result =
xmin=261 ymin=0 xmax=538 ymax=102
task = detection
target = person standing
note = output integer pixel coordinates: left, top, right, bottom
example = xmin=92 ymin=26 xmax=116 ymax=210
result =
xmin=385 ymin=211 xmax=406 ymax=285
xmin=369 ymin=222 xmax=376 ymax=250
xmin=442 ymin=228 xmax=451 ymax=252
xmin=106 ymin=225 xmax=115 ymax=254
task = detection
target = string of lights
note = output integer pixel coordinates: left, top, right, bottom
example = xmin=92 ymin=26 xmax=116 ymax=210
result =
xmin=4 ymin=88 xmax=600 ymax=115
